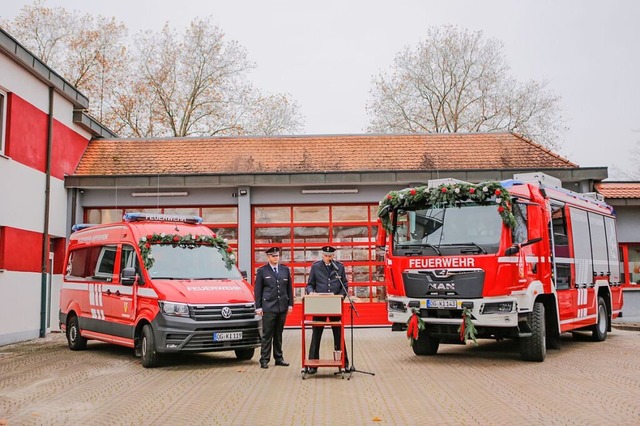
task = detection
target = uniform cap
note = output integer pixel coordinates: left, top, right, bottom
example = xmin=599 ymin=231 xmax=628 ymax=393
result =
xmin=265 ymin=247 xmax=280 ymax=255
xmin=321 ymin=245 xmax=337 ymax=254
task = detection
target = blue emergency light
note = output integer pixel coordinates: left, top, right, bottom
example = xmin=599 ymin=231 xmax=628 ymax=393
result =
xmin=123 ymin=212 xmax=203 ymax=224
xmin=71 ymin=223 xmax=97 ymax=232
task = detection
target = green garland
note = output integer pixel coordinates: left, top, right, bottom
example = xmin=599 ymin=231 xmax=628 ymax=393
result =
xmin=458 ymin=307 xmax=478 ymax=345
xmin=378 ymin=181 xmax=516 ymax=233
xmin=138 ymin=232 xmax=236 ymax=271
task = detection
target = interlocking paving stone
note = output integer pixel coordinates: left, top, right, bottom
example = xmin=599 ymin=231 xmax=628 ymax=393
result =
xmin=1 ymin=328 xmax=639 ymax=424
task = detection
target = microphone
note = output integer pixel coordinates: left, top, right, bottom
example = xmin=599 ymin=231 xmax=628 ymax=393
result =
xmin=330 ymin=260 xmax=340 ymax=271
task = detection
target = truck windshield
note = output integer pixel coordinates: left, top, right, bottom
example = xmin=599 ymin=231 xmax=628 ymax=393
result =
xmin=393 ymin=204 xmax=502 ymax=255
xmin=147 ymin=245 xmax=242 ymax=280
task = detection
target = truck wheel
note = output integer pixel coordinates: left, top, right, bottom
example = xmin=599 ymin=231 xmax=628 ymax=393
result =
xmin=520 ymin=302 xmax=546 ymax=362
xmin=412 ymin=328 xmax=439 ymax=356
xmin=591 ymin=297 xmax=608 ymax=342
xmin=235 ymin=348 xmax=255 ymax=360
xmin=67 ymin=315 xmax=87 ymax=351
xmin=141 ymin=324 xmax=160 ymax=368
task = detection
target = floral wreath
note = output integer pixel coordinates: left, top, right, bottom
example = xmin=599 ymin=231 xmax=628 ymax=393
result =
xmin=378 ymin=181 xmax=516 ymax=233
xmin=138 ymin=233 xmax=236 ymax=271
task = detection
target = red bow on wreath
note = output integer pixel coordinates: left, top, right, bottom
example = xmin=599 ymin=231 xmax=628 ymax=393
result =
xmin=406 ymin=308 xmax=425 ymax=346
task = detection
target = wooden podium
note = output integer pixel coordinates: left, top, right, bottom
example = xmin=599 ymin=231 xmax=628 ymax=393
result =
xmin=301 ymin=294 xmax=345 ymax=379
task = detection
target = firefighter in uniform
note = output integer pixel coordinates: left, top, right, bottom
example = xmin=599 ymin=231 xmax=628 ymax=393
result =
xmin=254 ymin=247 xmax=293 ymax=369
xmin=305 ymin=245 xmax=349 ymax=374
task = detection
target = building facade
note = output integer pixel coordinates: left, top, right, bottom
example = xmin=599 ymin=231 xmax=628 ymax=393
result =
xmin=0 ymin=28 xmax=114 ymax=345
xmin=64 ymin=133 xmax=614 ymax=326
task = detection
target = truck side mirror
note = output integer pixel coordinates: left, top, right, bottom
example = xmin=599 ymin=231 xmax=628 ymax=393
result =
xmin=505 ymin=246 xmax=519 ymax=256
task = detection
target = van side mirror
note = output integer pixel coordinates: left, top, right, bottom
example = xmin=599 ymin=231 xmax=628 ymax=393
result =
xmin=121 ymin=267 xmax=141 ymax=286
xmin=240 ymin=270 xmax=247 ymax=280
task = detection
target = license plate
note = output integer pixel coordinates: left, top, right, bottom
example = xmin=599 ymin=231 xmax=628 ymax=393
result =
xmin=213 ymin=331 xmax=243 ymax=342
xmin=426 ymin=299 xmax=457 ymax=309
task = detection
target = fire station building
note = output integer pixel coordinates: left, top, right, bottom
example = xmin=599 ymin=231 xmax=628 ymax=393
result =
xmin=1 ymin=26 xmax=639 ymax=345
xmin=64 ymin=134 xmax=640 ymax=327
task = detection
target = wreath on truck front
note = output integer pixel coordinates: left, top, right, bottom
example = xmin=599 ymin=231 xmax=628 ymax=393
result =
xmin=378 ymin=181 xmax=516 ymax=233
xmin=138 ymin=233 xmax=236 ymax=270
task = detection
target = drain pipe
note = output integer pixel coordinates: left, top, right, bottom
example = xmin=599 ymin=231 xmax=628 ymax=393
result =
xmin=40 ymin=86 xmax=53 ymax=338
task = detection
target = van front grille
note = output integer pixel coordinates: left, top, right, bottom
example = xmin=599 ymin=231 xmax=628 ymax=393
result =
xmin=189 ymin=303 xmax=256 ymax=321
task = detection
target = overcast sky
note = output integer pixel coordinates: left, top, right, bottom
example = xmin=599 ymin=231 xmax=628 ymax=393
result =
xmin=3 ymin=0 xmax=639 ymax=178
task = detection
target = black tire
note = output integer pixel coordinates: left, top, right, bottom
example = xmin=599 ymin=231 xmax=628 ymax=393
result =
xmin=141 ymin=324 xmax=159 ymax=368
xmin=235 ymin=348 xmax=255 ymax=360
xmin=66 ymin=315 xmax=87 ymax=351
xmin=412 ymin=328 xmax=439 ymax=356
xmin=591 ymin=297 xmax=608 ymax=342
xmin=520 ymin=302 xmax=546 ymax=362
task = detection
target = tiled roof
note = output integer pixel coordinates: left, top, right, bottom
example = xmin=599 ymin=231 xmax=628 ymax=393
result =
xmin=74 ymin=132 xmax=577 ymax=176
xmin=595 ymin=182 xmax=640 ymax=199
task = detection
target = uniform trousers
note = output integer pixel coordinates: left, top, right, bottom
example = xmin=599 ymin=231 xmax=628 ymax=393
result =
xmin=308 ymin=315 xmax=349 ymax=367
xmin=260 ymin=311 xmax=287 ymax=363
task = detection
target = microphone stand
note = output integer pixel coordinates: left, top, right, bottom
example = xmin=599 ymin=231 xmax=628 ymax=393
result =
xmin=331 ymin=261 xmax=375 ymax=380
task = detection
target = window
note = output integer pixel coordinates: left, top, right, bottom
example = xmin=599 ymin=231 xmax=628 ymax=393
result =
xmin=119 ymin=244 xmax=141 ymax=279
xmin=550 ymin=203 xmax=571 ymax=289
xmin=0 ymin=90 xmax=6 ymax=155
xmin=253 ymin=204 xmax=384 ymax=304
xmin=66 ymin=246 xmax=112 ymax=280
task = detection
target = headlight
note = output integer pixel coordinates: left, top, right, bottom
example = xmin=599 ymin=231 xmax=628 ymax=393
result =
xmin=159 ymin=301 xmax=190 ymax=317
xmin=480 ymin=301 xmax=514 ymax=314
xmin=388 ymin=300 xmax=407 ymax=312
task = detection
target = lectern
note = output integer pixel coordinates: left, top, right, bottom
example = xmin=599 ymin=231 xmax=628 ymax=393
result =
xmin=301 ymin=294 xmax=345 ymax=379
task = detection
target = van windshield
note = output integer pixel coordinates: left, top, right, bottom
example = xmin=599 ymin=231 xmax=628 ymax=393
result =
xmin=147 ymin=245 xmax=242 ymax=280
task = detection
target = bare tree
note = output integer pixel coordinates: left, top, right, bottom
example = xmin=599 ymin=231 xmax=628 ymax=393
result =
xmin=3 ymin=3 xmax=304 ymax=137
xmin=366 ymin=26 xmax=566 ymax=149
xmin=2 ymin=1 xmax=129 ymax=123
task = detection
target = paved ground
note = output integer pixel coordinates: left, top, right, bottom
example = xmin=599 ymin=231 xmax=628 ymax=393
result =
xmin=1 ymin=327 xmax=639 ymax=425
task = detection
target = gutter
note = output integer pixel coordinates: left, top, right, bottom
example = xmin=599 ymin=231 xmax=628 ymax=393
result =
xmin=40 ymin=87 xmax=53 ymax=338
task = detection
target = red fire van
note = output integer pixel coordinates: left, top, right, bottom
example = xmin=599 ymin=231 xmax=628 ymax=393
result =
xmin=59 ymin=213 xmax=260 ymax=367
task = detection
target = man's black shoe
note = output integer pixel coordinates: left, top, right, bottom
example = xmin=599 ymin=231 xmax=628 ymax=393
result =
xmin=275 ymin=360 xmax=290 ymax=367
xmin=260 ymin=362 xmax=269 ymax=369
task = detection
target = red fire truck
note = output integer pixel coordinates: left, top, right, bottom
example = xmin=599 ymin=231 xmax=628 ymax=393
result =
xmin=379 ymin=173 xmax=623 ymax=361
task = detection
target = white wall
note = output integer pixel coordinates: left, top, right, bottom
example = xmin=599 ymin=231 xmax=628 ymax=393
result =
xmin=0 ymin=271 xmax=42 ymax=345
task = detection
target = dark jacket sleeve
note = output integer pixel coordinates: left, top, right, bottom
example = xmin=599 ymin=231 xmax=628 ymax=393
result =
xmin=254 ymin=267 xmax=264 ymax=310
xmin=286 ymin=266 xmax=294 ymax=307
xmin=306 ymin=263 xmax=316 ymax=294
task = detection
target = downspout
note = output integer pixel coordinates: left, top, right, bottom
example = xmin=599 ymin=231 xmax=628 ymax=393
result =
xmin=40 ymin=87 xmax=53 ymax=338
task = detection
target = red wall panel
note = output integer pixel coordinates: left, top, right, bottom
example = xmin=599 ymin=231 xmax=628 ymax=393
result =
xmin=51 ymin=121 xmax=90 ymax=179
xmin=1 ymin=227 xmax=44 ymax=273
xmin=5 ymin=94 xmax=48 ymax=173
xmin=5 ymin=94 xmax=89 ymax=179
xmin=52 ymin=238 xmax=67 ymax=274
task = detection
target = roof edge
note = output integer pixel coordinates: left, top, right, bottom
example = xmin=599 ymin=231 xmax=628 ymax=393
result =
xmin=0 ymin=26 xmax=89 ymax=109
